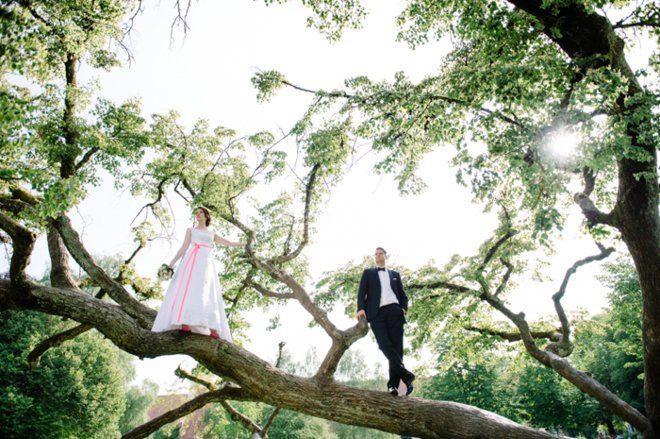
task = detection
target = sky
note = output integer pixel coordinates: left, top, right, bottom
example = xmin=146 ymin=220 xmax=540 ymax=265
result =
xmin=4 ymin=0 xmax=651 ymax=394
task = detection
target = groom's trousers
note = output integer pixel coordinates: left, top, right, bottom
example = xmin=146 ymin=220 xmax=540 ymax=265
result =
xmin=370 ymin=303 xmax=413 ymax=389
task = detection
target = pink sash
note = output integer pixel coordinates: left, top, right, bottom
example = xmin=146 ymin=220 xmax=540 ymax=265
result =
xmin=170 ymin=242 xmax=213 ymax=322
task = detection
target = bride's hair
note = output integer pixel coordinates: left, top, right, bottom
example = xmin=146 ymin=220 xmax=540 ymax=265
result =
xmin=195 ymin=206 xmax=212 ymax=226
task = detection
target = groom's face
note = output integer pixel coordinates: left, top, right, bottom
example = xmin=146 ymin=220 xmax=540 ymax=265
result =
xmin=374 ymin=248 xmax=386 ymax=266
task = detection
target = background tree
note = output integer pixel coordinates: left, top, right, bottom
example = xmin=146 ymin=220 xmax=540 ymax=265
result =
xmin=0 ymin=309 xmax=129 ymax=438
xmin=120 ymin=380 xmax=159 ymax=435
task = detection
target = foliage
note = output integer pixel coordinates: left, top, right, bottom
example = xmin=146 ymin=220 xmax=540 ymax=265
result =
xmin=419 ymin=257 xmax=645 ymax=436
xmin=0 ymin=310 xmax=128 ymax=438
xmin=573 ymin=258 xmax=645 ymax=412
xmin=119 ymin=380 xmax=159 ymax=434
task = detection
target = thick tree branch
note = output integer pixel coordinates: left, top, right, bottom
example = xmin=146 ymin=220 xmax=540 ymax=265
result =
xmin=315 ymin=319 xmax=369 ymax=380
xmin=28 ymin=241 xmax=145 ymax=367
xmin=46 ymin=225 xmax=77 ymax=289
xmin=61 ymin=52 xmax=80 ymax=179
xmin=50 ymin=214 xmax=155 ymax=327
xmin=0 ymin=278 xmax=566 ymax=439
xmin=0 ymin=210 xmax=35 ymax=288
xmin=574 ymin=192 xmax=615 ymax=228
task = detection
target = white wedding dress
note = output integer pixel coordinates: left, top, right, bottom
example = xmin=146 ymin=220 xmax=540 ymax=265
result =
xmin=151 ymin=228 xmax=232 ymax=342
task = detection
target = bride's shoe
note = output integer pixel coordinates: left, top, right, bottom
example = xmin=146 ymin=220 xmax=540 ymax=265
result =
xmin=210 ymin=330 xmax=220 ymax=339
xmin=181 ymin=325 xmax=191 ymax=332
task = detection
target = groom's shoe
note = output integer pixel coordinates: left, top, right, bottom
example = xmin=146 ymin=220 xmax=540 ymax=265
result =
xmin=387 ymin=386 xmax=399 ymax=396
xmin=404 ymin=373 xmax=415 ymax=396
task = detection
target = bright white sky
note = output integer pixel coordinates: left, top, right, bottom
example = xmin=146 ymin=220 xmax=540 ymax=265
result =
xmin=4 ymin=1 xmax=651 ymax=393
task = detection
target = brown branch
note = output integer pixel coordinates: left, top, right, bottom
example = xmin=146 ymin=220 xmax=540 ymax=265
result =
xmin=219 ymin=400 xmax=263 ymax=435
xmin=74 ymin=146 xmax=100 ymax=171
xmin=315 ymin=320 xmax=369 ymax=380
xmin=26 ymin=288 xmax=106 ymax=368
xmin=271 ymin=164 xmax=320 ymax=264
xmin=122 ymin=386 xmax=255 ymax=439
xmin=573 ymin=192 xmax=615 ymax=227
xmin=409 ymin=280 xmax=479 ymax=296
xmin=174 ymin=369 xmax=264 ymax=435
xmin=549 ymin=242 xmax=615 ymax=356
xmin=246 ymin=279 xmax=295 ymax=300
xmin=582 ymin=167 xmax=596 ymax=197
xmin=275 ymin=341 xmax=286 ymax=368
xmin=27 ymin=323 xmax=92 ymax=368
xmin=478 ymin=230 xmax=517 ymax=272
xmin=175 ymin=366 xmax=217 ymax=391
xmin=494 ymin=258 xmax=513 ymax=297
xmin=262 ymin=407 xmax=281 ymax=435
xmin=50 ymin=214 xmax=155 ymax=328
xmin=574 ymin=168 xmax=614 ymax=227
xmin=222 ymin=211 xmax=345 ymax=341
xmin=0 ymin=278 xmax=575 ymax=439
xmin=479 ymin=287 xmax=650 ymax=433
xmin=130 ymin=177 xmax=169 ymax=225
xmin=613 ymin=20 xmax=660 ymax=29
xmin=61 ymin=52 xmax=80 ymax=179
xmin=47 ymin=225 xmax=77 ymax=289
xmin=26 ymin=203 xmax=151 ymax=364
xmin=466 ymin=325 xmax=562 ymax=342
xmin=176 ymin=344 xmax=287 ymax=438
xmin=419 ymin=224 xmax=650 ymax=432
xmin=0 ymin=210 xmax=35 ymax=288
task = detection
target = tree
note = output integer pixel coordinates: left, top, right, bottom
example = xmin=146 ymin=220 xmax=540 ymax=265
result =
xmin=0 ymin=1 xmax=657 ymax=439
xmin=120 ymin=380 xmax=159 ymax=434
xmin=253 ymin=0 xmax=658 ymax=435
xmin=0 ymin=310 xmax=128 ymax=438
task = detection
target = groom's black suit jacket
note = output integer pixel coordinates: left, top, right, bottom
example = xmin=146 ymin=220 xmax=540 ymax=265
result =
xmin=357 ymin=267 xmax=409 ymax=322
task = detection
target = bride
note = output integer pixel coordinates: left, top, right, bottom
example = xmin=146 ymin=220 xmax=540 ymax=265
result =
xmin=151 ymin=206 xmax=242 ymax=341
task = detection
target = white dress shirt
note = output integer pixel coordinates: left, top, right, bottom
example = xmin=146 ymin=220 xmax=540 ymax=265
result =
xmin=377 ymin=266 xmax=399 ymax=307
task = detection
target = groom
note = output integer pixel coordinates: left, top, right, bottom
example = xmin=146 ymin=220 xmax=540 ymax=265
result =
xmin=356 ymin=247 xmax=415 ymax=396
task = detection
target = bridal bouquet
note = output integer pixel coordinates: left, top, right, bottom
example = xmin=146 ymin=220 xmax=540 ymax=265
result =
xmin=157 ymin=264 xmax=174 ymax=281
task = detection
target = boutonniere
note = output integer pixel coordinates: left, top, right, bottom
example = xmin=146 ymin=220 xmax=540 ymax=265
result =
xmin=392 ymin=277 xmax=398 ymax=281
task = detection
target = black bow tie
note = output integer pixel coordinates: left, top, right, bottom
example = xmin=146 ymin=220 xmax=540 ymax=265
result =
xmin=376 ymin=267 xmax=386 ymax=272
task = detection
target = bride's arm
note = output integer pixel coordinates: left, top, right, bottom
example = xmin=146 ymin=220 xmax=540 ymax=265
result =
xmin=168 ymin=228 xmax=192 ymax=267
xmin=213 ymin=233 xmax=242 ymax=247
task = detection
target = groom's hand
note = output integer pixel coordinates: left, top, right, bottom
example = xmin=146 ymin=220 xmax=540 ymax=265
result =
xmin=356 ymin=309 xmax=366 ymax=320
